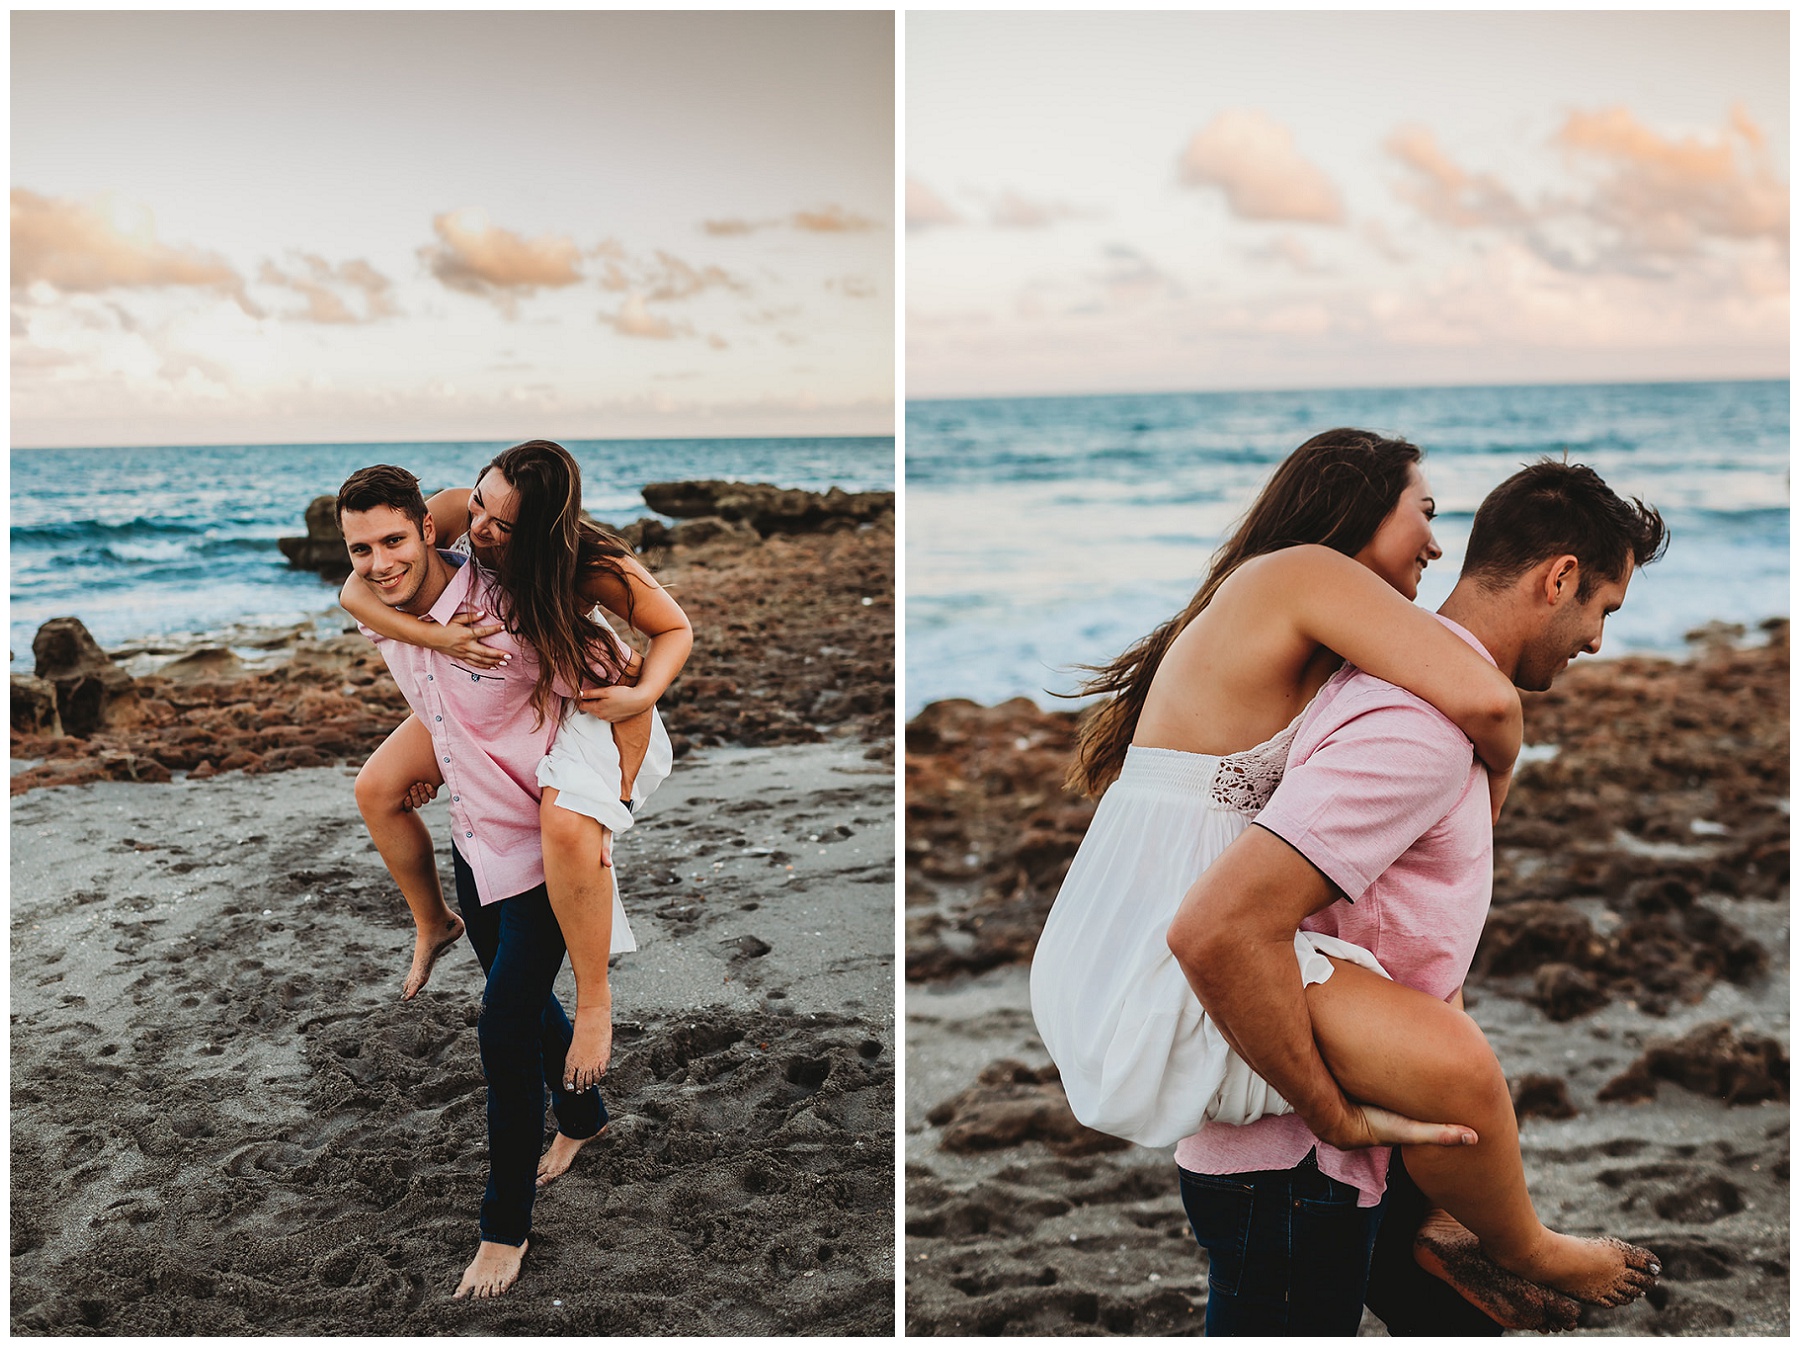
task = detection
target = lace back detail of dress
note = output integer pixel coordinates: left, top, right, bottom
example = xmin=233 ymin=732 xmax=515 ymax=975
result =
xmin=1209 ymin=715 xmax=1301 ymax=815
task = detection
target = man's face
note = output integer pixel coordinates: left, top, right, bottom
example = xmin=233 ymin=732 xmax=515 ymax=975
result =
xmin=1515 ymin=561 xmax=1633 ymax=692
xmin=341 ymin=506 xmax=435 ymax=611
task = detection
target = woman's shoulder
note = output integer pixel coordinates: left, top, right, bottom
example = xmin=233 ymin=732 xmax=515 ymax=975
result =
xmin=1220 ymin=544 xmax=1350 ymax=601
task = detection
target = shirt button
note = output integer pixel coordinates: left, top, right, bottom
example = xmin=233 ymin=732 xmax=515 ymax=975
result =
xmin=465 ymin=831 xmax=473 ymax=839
xmin=443 ymin=756 xmax=451 ymax=763
xmin=435 ymin=715 xmax=442 ymax=722
xmin=427 ymin=674 xmax=434 ymax=681
xmin=452 ymin=795 xmax=460 ymax=802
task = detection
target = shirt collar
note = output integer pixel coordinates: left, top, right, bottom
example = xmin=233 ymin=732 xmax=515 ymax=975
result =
xmin=424 ymin=549 xmax=477 ymax=626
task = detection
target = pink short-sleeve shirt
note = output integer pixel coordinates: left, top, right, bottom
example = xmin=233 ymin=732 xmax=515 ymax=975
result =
xmin=1172 ymin=615 xmax=1497 ymax=1205
xmin=361 ymin=553 xmax=562 ymax=906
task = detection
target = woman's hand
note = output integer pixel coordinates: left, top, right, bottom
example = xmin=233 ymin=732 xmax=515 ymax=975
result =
xmin=432 ymin=609 xmax=508 ymax=670
xmin=1318 ymin=1101 xmax=1478 ymax=1151
xmin=575 ymin=683 xmax=654 ymax=722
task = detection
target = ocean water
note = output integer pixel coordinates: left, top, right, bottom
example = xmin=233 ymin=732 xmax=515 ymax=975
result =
xmin=11 ymin=436 xmax=894 ymax=669
xmin=906 ymin=380 xmax=1788 ymax=715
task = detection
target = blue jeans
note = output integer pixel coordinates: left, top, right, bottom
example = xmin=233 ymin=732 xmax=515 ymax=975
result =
xmin=1180 ymin=1149 xmax=1504 ymax=1336
xmin=452 ymin=845 xmax=606 ymax=1247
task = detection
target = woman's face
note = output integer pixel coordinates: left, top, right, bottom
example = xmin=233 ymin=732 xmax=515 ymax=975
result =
xmin=1354 ymin=464 xmax=1441 ymax=600
xmin=468 ymin=468 xmax=520 ymax=560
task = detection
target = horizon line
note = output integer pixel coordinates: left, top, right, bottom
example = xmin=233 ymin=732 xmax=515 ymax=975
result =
xmin=905 ymin=372 xmax=1790 ymax=407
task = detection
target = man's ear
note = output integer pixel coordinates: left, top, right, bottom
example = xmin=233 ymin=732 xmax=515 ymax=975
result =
xmin=421 ymin=510 xmax=437 ymax=546
xmin=1543 ymin=554 xmax=1579 ymax=605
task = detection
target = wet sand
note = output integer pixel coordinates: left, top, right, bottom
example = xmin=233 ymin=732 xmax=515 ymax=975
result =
xmin=12 ymin=740 xmax=895 ymax=1335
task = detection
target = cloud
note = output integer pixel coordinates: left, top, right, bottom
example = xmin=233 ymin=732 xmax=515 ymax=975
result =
xmin=906 ymin=177 xmax=962 ymax=231
xmin=11 ymin=189 xmax=261 ymax=314
xmin=1177 ymin=111 xmax=1345 ymax=225
xmin=419 ymin=210 xmax=583 ymax=312
xmin=988 ymin=190 xmax=1091 ymax=230
xmin=702 ymin=218 xmax=763 ymax=237
xmin=1554 ymin=104 xmax=1788 ymax=258
xmin=1248 ymin=234 xmax=1327 ymax=275
xmin=1095 ymin=243 xmax=1182 ymax=307
xmin=828 ymin=275 xmax=878 ymax=299
xmin=1385 ymin=126 xmax=1532 ymax=232
xmin=792 ymin=204 xmax=878 ymax=232
xmin=600 ymin=294 xmax=690 ymax=341
xmin=596 ymin=249 xmax=742 ymax=302
xmin=260 ymin=253 xmax=398 ymax=324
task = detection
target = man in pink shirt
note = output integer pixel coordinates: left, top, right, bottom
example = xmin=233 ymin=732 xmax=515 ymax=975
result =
xmin=336 ymin=465 xmax=600 ymax=1301
xmin=1168 ymin=461 xmax=1667 ymax=1335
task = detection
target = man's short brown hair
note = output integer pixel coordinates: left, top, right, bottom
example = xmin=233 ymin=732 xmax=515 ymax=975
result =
xmin=1462 ymin=458 xmax=1668 ymax=599
xmin=336 ymin=464 xmax=427 ymax=532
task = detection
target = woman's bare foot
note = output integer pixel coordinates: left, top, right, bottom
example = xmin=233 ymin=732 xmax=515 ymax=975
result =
xmin=536 ymin=1124 xmax=607 ymax=1188
xmin=1413 ymin=1209 xmax=1582 ymax=1333
xmin=402 ymin=913 xmax=465 ymax=1000
xmin=562 ymin=1005 xmax=613 ymax=1092
xmin=452 ymin=1238 xmax=527 ymax=1299
xmin=1491 ymin=1224 xmax=1660 ymax=1308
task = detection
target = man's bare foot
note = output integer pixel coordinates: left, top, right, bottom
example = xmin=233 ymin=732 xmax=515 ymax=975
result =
xmin=562 ymin=1005 xmax=614 ymax=1092
xmin=1414 ymin=1209 xmax=1582 ymax=1333
xmin=1483 ymin=1218 xmax=1659 ymax=1308
xmin=402 ymin=914 xmax=465 ymax=1000
xmin=536 ymin=1125 xmax=607 ymax=1188
xmin=452 ymin=1238 xmax=527 ymax=1299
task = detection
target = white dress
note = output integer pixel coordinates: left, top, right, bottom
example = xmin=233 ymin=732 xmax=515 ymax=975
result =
xmin=534 ymin=613 xmax=675 ymax=955
xmin=1029 ymin=719 xmax=1390 ymax=1148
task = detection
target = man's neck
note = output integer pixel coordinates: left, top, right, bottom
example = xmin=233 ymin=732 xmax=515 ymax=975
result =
xmin=398 ymin=550 xmax=454 ymax=617
xmin=1438 ymin=579 xmax=1525 ymax=684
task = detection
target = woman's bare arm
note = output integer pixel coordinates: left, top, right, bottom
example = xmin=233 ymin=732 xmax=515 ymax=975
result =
xmin=426 ymin=487 xmax=472 ymax=546
xmin=1256 ymin=546 xmax=1523 ymax=776
xmin=571 ymin=554 xmax=693 ymax=721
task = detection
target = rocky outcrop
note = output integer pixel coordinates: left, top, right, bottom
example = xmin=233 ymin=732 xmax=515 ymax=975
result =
xmin=31 ymin=617 xmax=142 ymax=737
xmin=11 ymin=675 xmax=62 ymax=737
xmin=641 ymin=480 xmax=895 ymax=537
xmin=1598 ymin=1021 xmax=1789 ymax=1106
xmin=277 ymin=496 xmax=351 ymax=578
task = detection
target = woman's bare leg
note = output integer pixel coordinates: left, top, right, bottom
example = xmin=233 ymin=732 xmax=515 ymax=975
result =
xmin=1304 ymin=961 xmax=1658 ymax=1310
xmin=539 ymin=788 xmax=614 ymax=1094
xmin=354 ymin=715 xmax=461 ymax=999
xmin=607 ymin=705 xmax=655 ymax=803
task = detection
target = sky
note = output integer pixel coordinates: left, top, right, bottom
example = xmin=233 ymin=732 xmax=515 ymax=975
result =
xmin=12 ymin=11 xmax=894 ymax=448
xmin=907 ymin=11 xmax=1788 ymax=399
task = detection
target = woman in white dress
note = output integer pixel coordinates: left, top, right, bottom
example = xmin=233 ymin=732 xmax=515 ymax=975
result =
xmin=342 ymin=440 xmax=690 ymax=1096
xmin=1031 ymin=428 xmax=1659 ymax=1315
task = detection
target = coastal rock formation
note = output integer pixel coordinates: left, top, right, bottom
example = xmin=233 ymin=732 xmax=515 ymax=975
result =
xmin=1598 ymin=1021 xmax=1789 ymax=1106
xmin=10 ymin=675 xmax=61 ymax=737
xmin=31 ymin=616 xmax=142 ymax=737
xmin=642 ymin=480 xmax=895 ymax=536
xmin=276 ymin=495 xmax=353 ymax=579
xmin=925 ymin=1060 xmax=1127 ymax=1158
xmin=13 ymin=501 xmax=893 ymax=792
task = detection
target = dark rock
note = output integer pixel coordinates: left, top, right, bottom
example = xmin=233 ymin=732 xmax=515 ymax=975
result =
xmin=642 ymin=480 xmax=894 ymax=536
xmin=11 ymin=674 xmax=62 ymax=736
xmin=276 ymin=495 xmax=352 ymax=578
xmin=158 ymin=648 xmax=246 ymax=682
xmin=928 ymin=1059 xmax=1128 ymax=1157
xmin=670 ymin=516 xmax=760 ymax=550
xmin=1511 ymin=1073 xmax=1578 ymax=1120
xmin=1532 ymin=963 xmax=1609 ymax=1021
xmin=31 ymin=617 xmax=141 ymax=738
xmin=1598 ymin=1021 xmax=1788 ymax=1106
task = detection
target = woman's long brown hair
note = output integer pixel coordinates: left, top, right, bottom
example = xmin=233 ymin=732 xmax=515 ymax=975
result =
xmin=478 ymin=439 xmax=639 ymax=730
xmin=1064 ymin=427 xmax=1424 ymax=797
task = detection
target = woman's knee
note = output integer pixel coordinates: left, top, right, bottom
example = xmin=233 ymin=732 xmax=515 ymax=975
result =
xmin=1420 ymin=1012 xmax=1510 ymax=1120
xmin=540 ymin=798 xmax=602 ymax=858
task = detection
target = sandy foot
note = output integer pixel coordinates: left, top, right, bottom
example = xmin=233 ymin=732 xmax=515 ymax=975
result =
xmin=401 ymin=914 xmax=466 ymax=1001
xmin=1413 ymin=1208 xmax=1582 ymax=1333
xmin=537 ymin=1125 xmax=606 ymax=1188
xmin=1500 ymin=1227 xmax=1660 ymax=1308
xmin=563 ymin=1006 xmax=613 ymax=1092
xmin=453 ymin=1239 xmax=528 ymax=1299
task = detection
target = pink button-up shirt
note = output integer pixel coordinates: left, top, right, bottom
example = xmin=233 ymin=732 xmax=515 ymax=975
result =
xmin=1173 ymin=615 xmax=1496 ymax=1205
xmin=361 ymin=553 xmax=562 ymax=905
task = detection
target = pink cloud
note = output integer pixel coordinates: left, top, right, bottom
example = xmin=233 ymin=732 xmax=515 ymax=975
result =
xmin=420 ymin=210 xmax=583 ymax=312
xmin=1386 ymin=125 xmax=1531 ymax=231
xmin=260 ymin=253 xmax=398 ymax=324
xmin=1177 ymin=110 xmax=1345 ymax=225
xmin=792 ymin=204 xmax=878 ymax=233
xmin=11 ymin=189 xmax=261 ymax=315
xmin=906 ymin=177 xmax=962 ymax=231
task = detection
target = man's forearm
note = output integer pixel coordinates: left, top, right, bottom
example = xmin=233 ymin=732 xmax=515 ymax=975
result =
xmin=1175 ymin=923 xmax=1353 ymax=1139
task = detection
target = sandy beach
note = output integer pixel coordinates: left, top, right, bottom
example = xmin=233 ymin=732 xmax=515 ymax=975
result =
xmin=905 ymin=626 xmax=1788 ymax=1336
xmin=10 ymin=490 xmax=897 ymax=1334
xmin=12 ymin=739 xmax=894 ymax=1334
